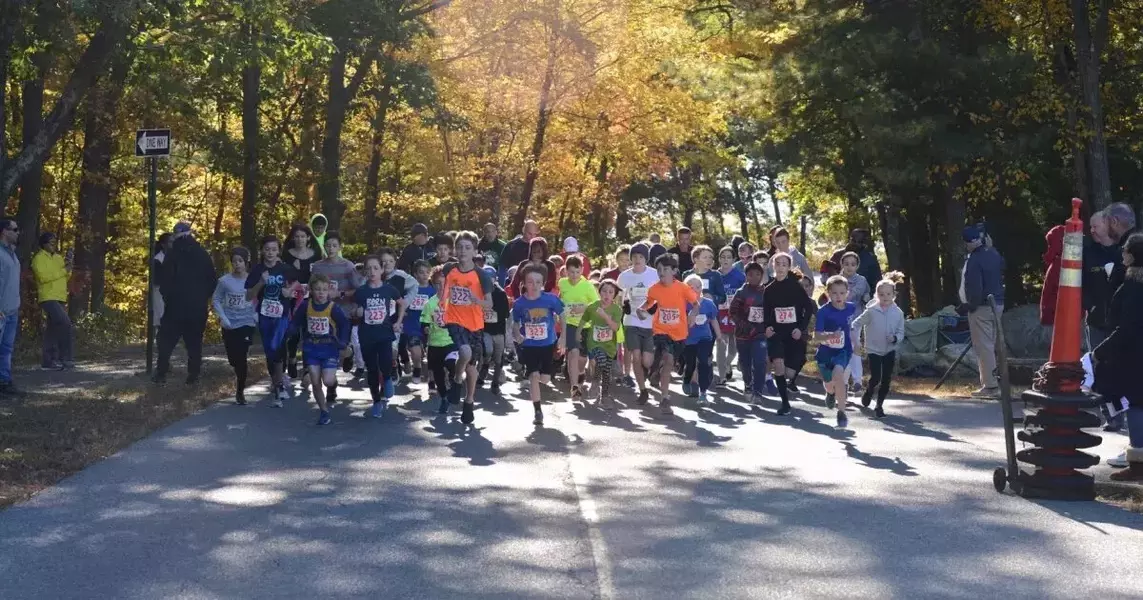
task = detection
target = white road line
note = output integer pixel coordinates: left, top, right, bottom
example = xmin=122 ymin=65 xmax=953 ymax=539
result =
xmin=559 ymin=407 xmax=616 ymax=600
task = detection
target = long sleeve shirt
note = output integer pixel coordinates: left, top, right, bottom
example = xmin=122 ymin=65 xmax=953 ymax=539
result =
xmin=762 ymin=276 xmax=814 ymax=339
xmin=212 ymin=273 xmax=257 ymax=330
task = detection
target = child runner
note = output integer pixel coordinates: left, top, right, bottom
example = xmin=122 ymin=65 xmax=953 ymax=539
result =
xmin=816 ymin=275 xmax=858 ymax=429
xmin=787 ymin=274 xmax=819 ymax=392
xmin=839 ymin=251 xmax=871 ymax=394
xmin=477 ymin=278 xmax=511 ymax=395
xmin=433 ymin=234 xmax=455 ymax=267
xmin=762 ymin=252 xmax=816 ymax=415
xmin=422 ymin=266 xmax=458 ymax=413
xmin=683 ymin=245 xmax=725 ymax=391
xmin=729 ymin=263 xmax=769 ymax=403
xmin=682 ymin=274 xmax=720 ymax=405
xmin=558 ymin=255 xmax=600 ymax=401
xmin=579 ymin=279 xmax=623 ymax=409
xmin=246 ymin=235 xmax=299 ymax=406
xmin=512 ymin=265 xmax=565 ymax=425
xmin=290 ymin=273 xmax=351 ymax=425
xmin=439 ymin=231 xmax=495 ymax=424
xmin=310 ymin=232 xmax=363 ymax=400
xmin=733 ymin=241 xmax=756 ymax=273
xmin=754 ymin=251 xmax=772 ymax=285
xmin=618 ymin=242 xmax=660 ymax=404
xmin=717 ymin=246 xmax=745 ymax=384
xmin=403 ymin=260 xmax=435 ymax=384
xmin=638 ymin=253 xmax=700 ymax=416
xmin=284 ymin=224 xmax=319 ymax=383
xmin=605 ymin=245 xmax=633 ymax=387
xmin=354 ymin=254 xmax=407 ymax=418
xmin=851 ymin=273 xmax=906 ymax=418
xmin=379 ymin=247 xmax=418 ymax=379
xmin=213 ymin=247 xmax=257 ymax=405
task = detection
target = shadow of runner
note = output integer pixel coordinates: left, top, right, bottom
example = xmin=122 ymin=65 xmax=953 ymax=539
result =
xmin=840 ymin=441 xmax=918 ymax=476
xmin=569 ymin=401 xmax=647 ymax=432
xmin=870 ymin=408 xmax=969 ymax=444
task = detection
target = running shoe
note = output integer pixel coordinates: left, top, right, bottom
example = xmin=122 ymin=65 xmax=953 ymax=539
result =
xmin=428 ymin=379 xmax=436 ymax=391
xmin=355 ymin=368 xmax=365 ymax=378
xmin=461 ymin=403 xmax=475 ymax=424
xmin=371 ymin=400 xmax=385 ymax=419
xmin=39 ymin=362 xmax=63 ymax=371
xmin=638 ymin=388 xmax=650 ymax=405
xmin=861 ymin=393 xmax=873 ymax=408
xmin=825 ymin=393 xmax=836 ymax=409
xmin=786 ymin=379 xmax=799 ymax=394
xmin=236 ymin=391 xmax=247 ymax=406
xmin=765 ymin=378 xmax=778 ymax=396
xmin=413 ymin=376 xmax=422 ymax=385
xmin=751 ymin=392 xmax=764 ymax=405
xmin=1108 ymin=452 xmax=1129 ymax=468
xmin=777 ymin=401 xmax=791 ymax=416
xmin=836 ymin=410 xmax=848 ymax=429
xmin=318 ymin=410 xmax=331 ymax=426
xmin=852 ymin=382 xmax=864 ymax=395
xmin=698 ymin=392 xmax=710 ymax=407
xmin=533 ymin=408 xmax=544 ymax=426
xmin=622 ymin=375 xmax=636 ymax=388
xmin=572 ymin=385 xmax=584 ymax=402
xmin=384 ymin=379 xmax=395 ymax=399
xmin=874 ymin=406 xmax=886 ymax=419
xmin=271 ymin=397 xmax=284 ymax=408
xmin=490 ymin=381 xmax=501 ymax=396
xmin=660 ymin=401 xmax=674 ymax=416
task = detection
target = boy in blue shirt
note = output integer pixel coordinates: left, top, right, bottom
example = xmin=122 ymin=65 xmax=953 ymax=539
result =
xmin=815 ymin=275 xmax=858 ymax=429
xmin=290 ymin=273 xmax=351 ymax=425
xmin=512 ymin=265 xmax=565 ymax=426
xmin=682 ymin=274 xmax=720 ymax=406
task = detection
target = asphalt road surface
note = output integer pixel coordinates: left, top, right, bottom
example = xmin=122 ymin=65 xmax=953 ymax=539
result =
xmin=1 ymin=369 xmax=1141 ymax=599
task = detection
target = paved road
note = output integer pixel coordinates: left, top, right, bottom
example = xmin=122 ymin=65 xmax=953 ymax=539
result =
xmin=1 ymin=370 xmax=1140 ymax=599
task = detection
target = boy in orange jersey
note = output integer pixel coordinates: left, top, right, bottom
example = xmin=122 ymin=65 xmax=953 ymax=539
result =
xmin=636 ymin=253 xmax=700 ymax=416
xmin=438 ymin=230 xmax=495 ymax=424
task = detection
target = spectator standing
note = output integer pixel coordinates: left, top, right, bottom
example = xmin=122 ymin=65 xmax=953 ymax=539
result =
xmin=155 ymin=222 xmax=217 ymax=385
xmin=560 ymin=236 xmax=592 ymax=274
xmin=397 ymin=223 xmax=438 ymax=272
xmin=1104 ymin=203 xmax=1139 ymax=295
xmin=31 ymin=232 xmax=75 ymax=370
xmin=668 ymin=227 xmax=695 ymax=273
xmin=500 ymin=220 xmax=540 ymax=284
xmin=958 ymin=224 xmax=1006 ymax=398
xmin=478 ymin=223 xmax=506 ymax=273
xmin=829 ymin=229 xmax=882 ymax=287
xmin=0 ymin=218 xmax=21 ymax=395
xmin=151 ymin=233 xmax=172 ymax=336
xmin=310 ymin=213 xmax=329 ymax=257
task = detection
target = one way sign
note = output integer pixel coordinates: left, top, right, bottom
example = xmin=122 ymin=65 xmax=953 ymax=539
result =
xmin=135 ymin=129 xmax=172 ymax=157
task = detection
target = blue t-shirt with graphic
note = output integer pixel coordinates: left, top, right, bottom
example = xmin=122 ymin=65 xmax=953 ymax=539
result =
xmin=815 ymin=301 xmax=857 ymax=360
xmin=403 ymin=285 xmax=436 ymax=336
xmin=685 ymin=298 xmax=719 ymax=345
xmin=511 ymin=292 xmax=565 ymax=347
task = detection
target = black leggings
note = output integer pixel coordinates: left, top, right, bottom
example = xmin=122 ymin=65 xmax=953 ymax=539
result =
xmin=222 ymin=326 xmax=255 ymax=391
xmin=864 ymin=351 xmax=896 ymax=406
xmin=428 ymin=345 xmax=458 ymax=397
xmin=361 ymin=339 xmax=395 ymax=403
xmin=286 ymin=332 xmax=301 ymax=376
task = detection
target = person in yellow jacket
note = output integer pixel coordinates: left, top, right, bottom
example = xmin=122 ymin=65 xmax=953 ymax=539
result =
xmin=31 ymin=232 xmax=75 ymax=370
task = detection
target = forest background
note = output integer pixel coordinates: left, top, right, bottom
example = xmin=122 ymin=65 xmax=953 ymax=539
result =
xmin=1 ymin=0 xmax=1141 ymax=347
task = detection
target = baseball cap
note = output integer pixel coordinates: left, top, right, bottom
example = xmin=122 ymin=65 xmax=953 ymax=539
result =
xmin=174 ymin=221 xmax=192 ymax=235
xmin=563 ymin=237 xmax=579 ymax=253
xmin=962 ymin=224 xmax=985 ymax=243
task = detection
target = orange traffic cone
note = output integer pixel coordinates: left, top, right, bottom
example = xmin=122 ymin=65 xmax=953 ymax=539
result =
xmin=1033 ymin=198 xmax=1085 ymax=394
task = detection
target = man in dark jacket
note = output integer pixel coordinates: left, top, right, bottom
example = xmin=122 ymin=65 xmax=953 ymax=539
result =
xmin=668 ymin=227 xmax=695 ymax=273
xmin=499 ymin=219 xmax=539 ymax=285
xmin=1105 ymin=203 xmax=1139 ymax=294
xmin=155 ymin=221 xmax=217 ymax=385
xmin=478 ymin=222 xmax=506 ymax=273
xmin=1083 ymin=210 xmax=1122 ymax=349
xmin=958 ymin=224 xmax=1006 ymax=398
xmin=397 ymin=223 xmax=437 ymax=272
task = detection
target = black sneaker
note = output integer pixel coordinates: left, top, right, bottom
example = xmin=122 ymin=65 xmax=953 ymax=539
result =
xmin=533 ymin=408 xmax=544 ymax=426
xmin=287 ymin=362 xmax=298 ymax=379
xmin=860 ymin=393 xmax=872 ymax=408
xmin=327 ymin=386 xmax=338 ymax=403
xmin=341 ymin=356 xmax=353 ymax=373
xmin=825 ymin=393 xmax=836 ymax=409
xmin=475 ymin=377 xmax=485 ymax=389
xmin=571 ymin=385 xmax=583 ymax=401
xmin=776 ymin=401 xmax=791 ymax=416
xmin=490 ymin=381 xmax=501 ymax=396
xmin=429 ymin=379 xmax=437 ymax=391
xmin=354 ymin=368 xmax=365 ymax=378
xmin=786 ymin=380 xmax=799 ymax=394
xmin=236 ymin=391 xmax=247 ymax=405
xmin=874 ymin=406 xmax=885 ymax=419
xmin=461 ymin=403 xmax=475 ymax=424
xmin=638 ymin=388 xmax=650 ymax=405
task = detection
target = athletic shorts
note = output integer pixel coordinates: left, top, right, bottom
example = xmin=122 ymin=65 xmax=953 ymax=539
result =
xmin=653 ymin=334 xmax=686 ymax=362
xmin=520 ymin=344 xmax=555 ymax=376
xmin=767 ymin=337 xmax=807 ymax=367
xmin=446 ymin=324 xmax=484 ymax=362
xmin=303 ymin=343 xmax=341 ymax=369
xmin=259 ymin=315 xmax=290 ymax=362
xmin=403 ymin=332 xmax=424 ymax=349
xmin=624 ymin=325 xmax=654 ymax=353
xmin=565 ymin=325 xmax=582 ymax=352
xmin=817 ymin=351 xmax=852 ymax=382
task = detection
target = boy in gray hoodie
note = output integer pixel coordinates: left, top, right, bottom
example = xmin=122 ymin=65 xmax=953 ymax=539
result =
xmin=851 ymin=273 xmax=906 ymax=418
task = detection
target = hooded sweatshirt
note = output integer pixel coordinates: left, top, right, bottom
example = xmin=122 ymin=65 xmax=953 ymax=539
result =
xmin=851 ymin=299 xmax=906 ymax=356
xmin=310 ymin=213 xmax=328 ymax=258
xmin=508 ymin=237 xmax=558 ymax=297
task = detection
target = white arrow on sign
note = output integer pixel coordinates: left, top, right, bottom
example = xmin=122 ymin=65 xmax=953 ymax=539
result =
xmin=138 ymin=131 xmax=148 ymax=154
xmin=137 ymin=131 xmax=170 ymax=155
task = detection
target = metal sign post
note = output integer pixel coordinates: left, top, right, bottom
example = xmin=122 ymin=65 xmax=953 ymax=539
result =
xmin=137 ymin=129 xmax=171 ymax=375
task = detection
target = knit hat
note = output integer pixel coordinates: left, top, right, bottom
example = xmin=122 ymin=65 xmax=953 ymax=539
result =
xmin=649 ymin=243 xmax=667 ymax=265
xmin=411 ymin=223 xmax=429 ymax=236
xmin=630 ymin=241 xmax=651 ymax=262
xmin=563 ymin=236 xmax=579 ymax=253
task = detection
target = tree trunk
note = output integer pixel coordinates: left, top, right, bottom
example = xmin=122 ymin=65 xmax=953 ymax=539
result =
xmin=907 ymin=211 xmax=935 ymax=315
xmin=941 ymin=184 xmax=966 ymax=306
xmin=241 ymin=58 xmax=260 ymax=249
xmin=1071 ymin=0 xmax=1112 ymax=209
xmin=364 ymin=75 xmax=394 ymax=247
xmin=767 ymin=175 xmax=782 ymax=226
xmin=0 ymin=0 xmax=12 ymax=182
xmin=319 ymin=45 xmax=379 ymax=231
xmin=17 ymin=70 xmax=45 ymax=261
xmin=515 ymin=28 xmax=559 ymax=232
xmin=0 ymin=22 xmax=128 ymax=199
xmin=72 ymin=54 xmax=129 ymax=317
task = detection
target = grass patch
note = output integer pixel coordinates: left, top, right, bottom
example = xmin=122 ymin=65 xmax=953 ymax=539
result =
xmin=1097 ymin=483 xmax=1143 ymax=514
xmin=0 ymin=359 xmax=266 ymax=509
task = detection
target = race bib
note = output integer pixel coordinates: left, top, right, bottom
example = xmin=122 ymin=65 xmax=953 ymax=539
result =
xmin=524 ymin=321 xmax=549 ymax=341
xmin=450 ymin=285 xmax=474 ymax=305
xmin=410 ymin=294 xmax=429 ymax=311
xmin=775 ymin=307 xmax=796 ymax=324
xmin=694 ymin=314 xmax=708 ymax=326
xmin=748 ymin=306 xmax=765 ymax=323
xmin=592 ymin=326 xmax=613 ymax=342
xmin=308 ymin=316 xmax=331 ymax=336
xmin=260 ymin=299 xmax=284 ymax=319
xmin=365 ymin=307 xmax=388 ymax=325
xmin=660 ymin=308 xmax=681 ymax=325
xmin=825 ymin=331 xmax=846 ymax=349
xmin=225 ymin=293 xmax=247 ymax=309
xmin=483 ymin=307 xmax=498 ymax=323
xmin=701 ymin=278 xmax=710 ymax=290
xmin=433 ymin=309 xmax=446 ymax=327
xmin=628 ymin=287 xmax=648 ymax=306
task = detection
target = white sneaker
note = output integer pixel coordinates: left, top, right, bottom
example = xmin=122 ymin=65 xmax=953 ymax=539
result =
xmin=276 ymin=385 xmax=289 ymax=402
xmin=1108 ymin=452 xmax=1129 ymax=468
xmin=412 ymin=376 xmax=422 ymax=385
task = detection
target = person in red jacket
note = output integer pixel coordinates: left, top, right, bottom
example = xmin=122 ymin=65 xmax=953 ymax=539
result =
xmin=1040 ymin=225 xmax=1065 ymax=326
xmin=509 ymin=237 xmax=558 ymax=298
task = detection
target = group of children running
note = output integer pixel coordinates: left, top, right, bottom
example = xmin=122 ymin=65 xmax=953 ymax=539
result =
xmin=210 ymin=222 xmax=907 ymax=429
